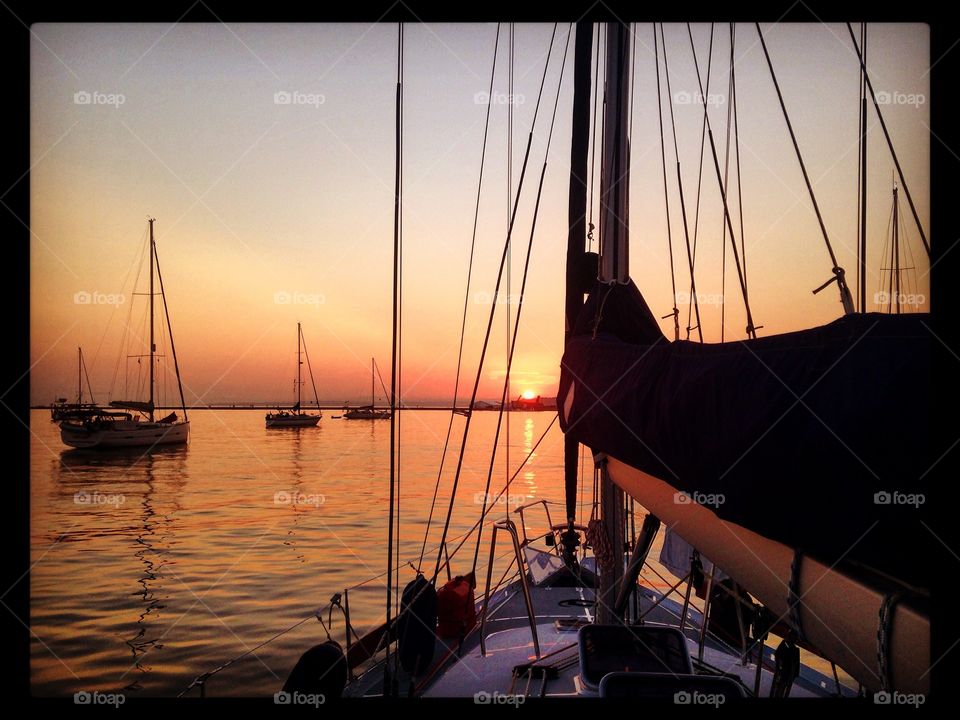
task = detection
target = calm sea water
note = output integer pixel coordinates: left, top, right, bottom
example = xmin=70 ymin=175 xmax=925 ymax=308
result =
xmin=30 ymin=408 xmax=597 ymax=697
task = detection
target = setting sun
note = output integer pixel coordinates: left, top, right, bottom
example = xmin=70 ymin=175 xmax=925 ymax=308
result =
xmin=521 ymin=389 xmax=537 ymax=400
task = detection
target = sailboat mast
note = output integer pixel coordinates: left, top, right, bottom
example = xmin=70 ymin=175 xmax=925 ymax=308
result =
xmin=858 ymin=24 xmax=868 ymax=312
xmin=595 ymin=21 xmax=632 ymax=623
xmin=561 ymin=20 xmax=593 ymax=566
xmin=371 ymin=358 xmax=375 ymax=407
xmin=148 ymin=218 xmax=155 ymax=422
xmin=77 ymin=347 xmax=83 ymax=404
xmin=893 ymin=183 xmax=901 ymax=314
xmin=297 ymin=322 xmax=302 ymax=408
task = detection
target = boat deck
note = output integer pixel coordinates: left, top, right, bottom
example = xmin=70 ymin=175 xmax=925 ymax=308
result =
xmin=345 ymin=548 xmax=857 ymax=700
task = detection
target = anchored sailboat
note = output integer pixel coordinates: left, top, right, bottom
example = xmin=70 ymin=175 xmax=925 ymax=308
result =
xmin=343 ymin=358 xmax=392 ymax=420
xmin=265 ymin=322 xmax=322 ymax=428
xmin=60 ymin=219 xmax=190 ymax=449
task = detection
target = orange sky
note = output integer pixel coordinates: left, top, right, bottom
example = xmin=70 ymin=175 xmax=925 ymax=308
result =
xmin=30 ymin=23 xmax=930 ymax=406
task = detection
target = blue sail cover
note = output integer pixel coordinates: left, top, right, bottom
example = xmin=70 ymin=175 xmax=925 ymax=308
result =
xmin=558 ymin=281 xmax=932 ymax=588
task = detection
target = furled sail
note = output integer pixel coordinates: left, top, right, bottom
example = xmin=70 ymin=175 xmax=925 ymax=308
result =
xmin=559 ymin=280 xmax=932 ymax=588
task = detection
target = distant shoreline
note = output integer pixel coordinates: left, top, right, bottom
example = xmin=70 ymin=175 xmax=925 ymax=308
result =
xmin=32 ymin=405 xmax=557 ymax=412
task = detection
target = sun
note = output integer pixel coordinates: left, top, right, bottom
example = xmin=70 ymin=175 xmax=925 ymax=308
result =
xmin=521 ymin=389 xmax=537 ymax=400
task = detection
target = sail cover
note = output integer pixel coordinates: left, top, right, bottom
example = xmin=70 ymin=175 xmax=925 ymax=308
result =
xmin=559 ymin=280 xmax=932 ymax=588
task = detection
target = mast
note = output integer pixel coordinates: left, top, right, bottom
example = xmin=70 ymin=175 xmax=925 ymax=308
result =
xmin=297 ymin=322 xmax=302 ymax=409
xmin=892 ymin=182 xmax=901 ymax=314
xmin=562 ymin=20 xmax=593 ymax=566
xmin=595 ymin=21 xmax=632 ymax=623
xmin=371 ymin=358 xmax=375 ymax=407
xmin=148 ymin=217 xmax=155 ymax=422
xmin=77 ymin=347 xmax=83 ymax=404
xmin=858 ymin=24 xmax=868 ymax=312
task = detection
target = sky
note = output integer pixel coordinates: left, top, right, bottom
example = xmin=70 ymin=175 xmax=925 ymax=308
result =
xmin=29 ymin=22 xmax=930 ymax=406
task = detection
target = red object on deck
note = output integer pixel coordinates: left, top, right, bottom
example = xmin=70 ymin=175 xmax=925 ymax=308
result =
xmin=436 ymin=574 xmax=476 ymax=640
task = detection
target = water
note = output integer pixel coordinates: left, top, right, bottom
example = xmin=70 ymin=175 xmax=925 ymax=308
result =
xmin=30 ymin=409 xmax=574 ymax=697
xmin=30 ymin=409 xmax=850 ymax=697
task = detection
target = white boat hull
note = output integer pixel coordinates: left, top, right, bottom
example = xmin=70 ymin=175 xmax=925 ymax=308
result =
xmin=604 ymin=455 xmax=929 ymax=694
xmin=60 ymin=419 xmax=190 ymax=449
xmin=265 ymin=413 xmax=321 ymax=428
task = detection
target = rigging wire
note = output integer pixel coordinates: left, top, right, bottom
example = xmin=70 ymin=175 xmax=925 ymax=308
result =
xmin=756 ymin=23 xmax=853 ymax=317
xmin=686 ymin=24 xmax=715 ymax=338
xmin=653 ymin=24 xmax=680 ymax=341
xmin=430 ymin=23 xmax=559 ymax=586
xmin=416 ymin=24 xmax=502 ymax=574
xmin=384 ymin=21 xmax=402 ymax=695
xmin=473 ymin=25 xmax=572 ymax=573
xmin=688 ymin=23 xmax=758 ymax=338
xmin=845 ymin=23 xmax=929 ymax=257
xmin=659 ymin=24 xmax=703 ymax=342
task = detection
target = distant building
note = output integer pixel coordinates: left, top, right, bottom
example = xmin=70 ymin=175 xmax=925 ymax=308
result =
xmin=472 ymin=400 xmax=501 ymax=410
xmin=510 ymin=394 xmax=557 ymax=411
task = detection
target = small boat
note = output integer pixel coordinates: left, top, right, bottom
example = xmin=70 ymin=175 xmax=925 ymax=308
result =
xmin=266 ymin=322 xmax=322 ymax=428
xmin=60 ymin=219 xmax=190 ymax=449
xmin=50 ymin=347 xmax=101 ymax=422
xmin=342 ymin=358 xmax=392 ymax=419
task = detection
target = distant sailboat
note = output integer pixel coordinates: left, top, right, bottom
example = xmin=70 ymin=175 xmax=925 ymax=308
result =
xmin=60 ymin=218 xmax=190 ymax=449
xmin=50 ymin=346 xmax=101 ymax=422
xmin=265 ymin=323 xmax=322 ymax=428
xmin=343 ymin=358 xmax=391 ymax=420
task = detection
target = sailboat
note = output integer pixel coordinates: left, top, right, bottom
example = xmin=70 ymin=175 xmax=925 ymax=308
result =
xmin=50 ymin=347 xmax=101 ymax=422
xmin=181 ymin=22 xmax=931 ymax=701
xmin=265 ymin=322 xmax=322 ymax=428
xmin=60 ymin=219 xmax=190 ymax=449
xmin=342 ymin=358 xmax=392 ymax=420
